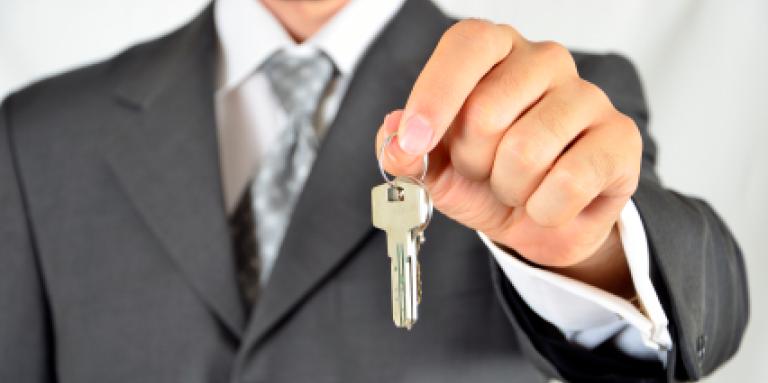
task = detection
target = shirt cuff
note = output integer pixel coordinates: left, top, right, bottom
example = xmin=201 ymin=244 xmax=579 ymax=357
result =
xmin=480 ymin=199 xmax=672 ymax=360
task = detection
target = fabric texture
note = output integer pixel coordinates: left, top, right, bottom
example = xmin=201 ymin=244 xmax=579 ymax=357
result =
xmin=230 ymin=188 xmax=260 ymax=308
xmin=250 ymin=50 xmax=333 ymax=292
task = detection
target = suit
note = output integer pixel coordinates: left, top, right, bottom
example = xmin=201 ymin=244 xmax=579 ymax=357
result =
xmin=0 ymin=0 xmax=749 ymax=381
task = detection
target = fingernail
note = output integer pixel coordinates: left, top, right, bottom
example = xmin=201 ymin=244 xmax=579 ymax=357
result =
xmin=399 ymin=114 xmax=433 ymax=155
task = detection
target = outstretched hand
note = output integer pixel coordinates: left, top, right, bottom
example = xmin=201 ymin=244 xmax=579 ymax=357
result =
xmin=376 ymin=20 xmax=642 ymax=296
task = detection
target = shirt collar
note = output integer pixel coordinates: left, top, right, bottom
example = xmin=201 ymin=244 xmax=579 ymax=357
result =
xmin=214 ymin=0 xmax=407 ymax=90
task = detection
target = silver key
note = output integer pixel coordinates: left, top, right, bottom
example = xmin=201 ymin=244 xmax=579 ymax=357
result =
xmin=371 ymin=176 xmax=432 ymax=330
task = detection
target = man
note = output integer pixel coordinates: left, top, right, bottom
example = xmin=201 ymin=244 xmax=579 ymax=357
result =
xmin=0 ymin=0 xmax=748 ymax=381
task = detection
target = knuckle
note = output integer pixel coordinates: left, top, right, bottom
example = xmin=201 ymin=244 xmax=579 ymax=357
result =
xmin=535 ymin=97 xmax=571 ymax=143
xmin=445 ymin=19 xmax=502 ymax=56
xmin=621 ymin=115 xmax=643 ymax=155
xmin=616 ymin=113 xmax=640 ymax=134
xmin=553 ymin=167 xmax=593 ymax=204
xmin=449 ymin=18 xmax=496 ymax=41
xmin=536 ymin=41 xmax=576 ymax=74
xmin=500 ymin=134 xmax=540 ymax=176
xmin=496 ymin=23 xmax=523 ymax=42
xmin=462 ymin=98 xmax=503 ymax=137
xmin=577 ymin=79 xmax=610 ymax=106
xmin=537 ymin=40 xmax=571 ymax=62
xmin=490 ymin=171 xmax=526 ymax=207
xmin=587 ymin=148 xmax=617 ymax=188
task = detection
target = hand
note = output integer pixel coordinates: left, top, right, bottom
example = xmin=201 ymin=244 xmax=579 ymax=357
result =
xmin=376 ymin=20 xmax=642 ymax=296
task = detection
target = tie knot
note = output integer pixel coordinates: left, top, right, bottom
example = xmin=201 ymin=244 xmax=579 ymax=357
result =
xmin=262 ymin=50 xmax=334 ymax=117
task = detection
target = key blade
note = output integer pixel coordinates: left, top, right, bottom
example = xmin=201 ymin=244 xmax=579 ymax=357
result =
xmin=389 ymin=232 xmax=419 ymax=329
xmin=370 ymin=177 xmax=431 ymax=330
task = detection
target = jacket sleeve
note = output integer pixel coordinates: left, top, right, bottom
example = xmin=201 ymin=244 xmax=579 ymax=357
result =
xmin=492 ymin=53 xmax=749 ymax=382
xmin=0 ymin=96 xmax=55 ymax=382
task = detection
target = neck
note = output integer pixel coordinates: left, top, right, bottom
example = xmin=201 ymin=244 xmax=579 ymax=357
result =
xmin=260 ymin=0 xmax=350 ymax=42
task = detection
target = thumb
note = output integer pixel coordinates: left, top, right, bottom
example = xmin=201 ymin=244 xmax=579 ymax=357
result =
xmin=375 ymin=109 xmax=427 ymax=178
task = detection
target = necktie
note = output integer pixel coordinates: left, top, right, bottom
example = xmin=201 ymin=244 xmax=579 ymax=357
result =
xmin=232 ymin=49 xmax=334 ymax=309
xmin=230 ymin=188 xmax=260 ymax=307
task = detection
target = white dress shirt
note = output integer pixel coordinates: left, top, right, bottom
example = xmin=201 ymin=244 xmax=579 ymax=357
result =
xmin=214 ymin=0 xmax=672 ymax=363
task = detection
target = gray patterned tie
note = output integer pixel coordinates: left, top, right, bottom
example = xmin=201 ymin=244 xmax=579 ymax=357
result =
xmin=241 ymin=50 xmax=333 ymax=304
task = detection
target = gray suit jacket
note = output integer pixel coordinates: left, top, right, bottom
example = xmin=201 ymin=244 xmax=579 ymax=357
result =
xmin=0 ymin=0 xmax=748 ymax=382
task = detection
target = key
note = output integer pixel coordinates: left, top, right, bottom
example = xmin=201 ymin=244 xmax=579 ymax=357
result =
xmin=371 ymin=176 xmax=432 ymax=330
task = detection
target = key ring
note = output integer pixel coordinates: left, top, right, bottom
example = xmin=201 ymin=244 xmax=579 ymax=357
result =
xmin=377 ymin=132 xmax=433 ymax=230
xmin=377 ymin=132 xmax=429 ymax=186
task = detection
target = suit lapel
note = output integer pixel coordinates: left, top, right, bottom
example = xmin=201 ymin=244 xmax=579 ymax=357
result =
xmin=99 ymin=0 xmax=454 ymax=352
xmin=236 ymin=0 xmax=455 ymax=355
xmin=106 ymin=5 xmax=246 ymax=337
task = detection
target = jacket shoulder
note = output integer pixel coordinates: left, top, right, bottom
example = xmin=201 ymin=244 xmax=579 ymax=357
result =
xmin=2 ymin=25 xmax=183 ymax=129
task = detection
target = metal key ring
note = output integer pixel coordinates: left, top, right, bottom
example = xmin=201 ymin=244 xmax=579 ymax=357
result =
xmin=377 ymin=132 xmax=429 ymax=186
xmin=404 ymin=175 xmax=434 ymax=230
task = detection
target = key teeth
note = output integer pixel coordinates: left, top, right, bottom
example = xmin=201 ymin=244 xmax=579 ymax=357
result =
xmin=417 ymin=261 xmax=422 ymax=304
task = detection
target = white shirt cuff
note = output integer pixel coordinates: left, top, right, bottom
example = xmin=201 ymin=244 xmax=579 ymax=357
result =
xmin=480 ymin=199 xmax=672 ymax=362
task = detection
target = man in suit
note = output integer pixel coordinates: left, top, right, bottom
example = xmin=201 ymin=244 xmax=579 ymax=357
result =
xmin=0 ymin=0 xmax=748 ymax=381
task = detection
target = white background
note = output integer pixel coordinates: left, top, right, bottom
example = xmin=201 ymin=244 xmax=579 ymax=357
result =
xmin=0 ymin=0 xmax=765 ymax=381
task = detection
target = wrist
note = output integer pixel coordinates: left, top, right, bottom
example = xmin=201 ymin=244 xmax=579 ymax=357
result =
xmin=545 ymin=225 xmax=635 ymax=299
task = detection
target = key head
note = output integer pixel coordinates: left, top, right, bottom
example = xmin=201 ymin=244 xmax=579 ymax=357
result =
xmin=371 ymin=176 xmax=431 ymax=232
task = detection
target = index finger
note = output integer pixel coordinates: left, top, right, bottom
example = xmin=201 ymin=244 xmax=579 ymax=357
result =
xmin=395 ymin=20 xmax=521 ymax=157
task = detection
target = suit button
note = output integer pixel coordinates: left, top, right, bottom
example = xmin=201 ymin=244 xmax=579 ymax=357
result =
xmin=696 ymin=334 xmax=707 ymax=360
